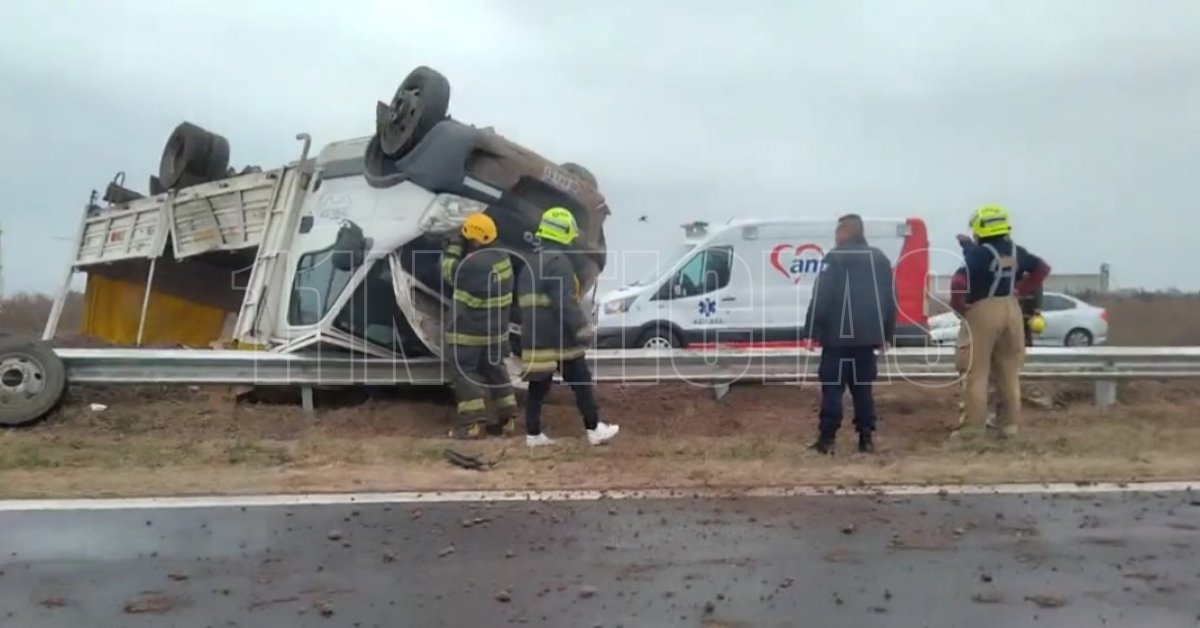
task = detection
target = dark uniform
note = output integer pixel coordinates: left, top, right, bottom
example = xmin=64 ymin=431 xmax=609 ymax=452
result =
xmin=517 ymin=240 xmax=602 ymax=436
xmin=804 ymin=234 xmax=895 ymax=454
xmin=441 ymin=237 xmax=518 ymax=437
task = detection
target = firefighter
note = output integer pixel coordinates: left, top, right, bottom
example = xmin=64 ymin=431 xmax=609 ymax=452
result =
xmin=955 ymin=205 xmax=1046 ymax=438
xmin=950 ymin=228 xmax=1052 ymax=434
xmin=441 ymin=212 xmax=519 ymax=439
xmin=517 ymin=207 xmax=620 ymax=447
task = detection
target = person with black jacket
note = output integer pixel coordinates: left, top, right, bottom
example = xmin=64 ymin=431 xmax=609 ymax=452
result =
xmin=517 ymin=207 xmax=620 ymax=447
xmin=804 ymin=214 xmax=896 ymax=454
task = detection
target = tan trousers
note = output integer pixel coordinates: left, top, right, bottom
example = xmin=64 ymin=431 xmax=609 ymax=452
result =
xmin=956 ymin=296 xmax=1026 ymax=433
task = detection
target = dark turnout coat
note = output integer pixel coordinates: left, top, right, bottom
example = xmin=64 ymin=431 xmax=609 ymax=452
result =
xmin=517 ymin=241 xmax=587 ymax=376
xmin=440 ymin=239 xmax=514 ymax=346
xmin=803 ymin=240 xmax=896 ymax=348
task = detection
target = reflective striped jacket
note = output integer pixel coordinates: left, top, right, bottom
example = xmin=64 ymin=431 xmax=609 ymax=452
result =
xmin=441 ymin=240 xmax=514 ymax=346
xmin=517 ymin=243 xmax=587 ymax=373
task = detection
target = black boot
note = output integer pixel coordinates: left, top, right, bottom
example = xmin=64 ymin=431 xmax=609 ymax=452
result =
xmin=857 ymin=431 xmax=875 ymax=454
xmin=810 ymin=433 xmax=835 ymax=455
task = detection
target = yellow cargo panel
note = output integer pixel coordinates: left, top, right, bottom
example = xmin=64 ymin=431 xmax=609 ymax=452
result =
xmin=83 ymin=273 xmax=227 ymax=347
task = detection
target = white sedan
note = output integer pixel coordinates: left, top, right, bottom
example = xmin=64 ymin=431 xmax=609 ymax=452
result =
xmin=929 ymin=292 xmax=1109 ymax=347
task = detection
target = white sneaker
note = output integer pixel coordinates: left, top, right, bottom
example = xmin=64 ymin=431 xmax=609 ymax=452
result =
xmin=586 ymin=422 xmax=620 ymax=446
xmin=526 ymin=433 xmax=554 ymax=448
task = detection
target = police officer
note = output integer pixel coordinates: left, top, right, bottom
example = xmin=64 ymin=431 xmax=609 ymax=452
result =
xmin=517 ymin=207 xmax=619 ymax=447
xmin=804 ymin=214 xmax=895 ymax=455
xmin=441 ymin=212 xmax=519 ymax=439
xmin=955 ymin=205 xmax=1044 ymax=438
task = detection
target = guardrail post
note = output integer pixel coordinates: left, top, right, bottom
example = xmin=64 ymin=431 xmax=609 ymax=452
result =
xmin=1094 ymin=362 xmax=1117 ymax=408
xmin=301 ymin=386 xmax=315 ymax=416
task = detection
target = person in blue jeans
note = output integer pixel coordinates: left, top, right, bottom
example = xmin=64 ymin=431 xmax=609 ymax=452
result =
xmin=803 ymin=214 xmax=896 ymax=454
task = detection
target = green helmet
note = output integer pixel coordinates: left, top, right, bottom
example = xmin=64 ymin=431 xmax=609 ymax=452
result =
xmin=536 ymin=207 xmax=579 ymax=245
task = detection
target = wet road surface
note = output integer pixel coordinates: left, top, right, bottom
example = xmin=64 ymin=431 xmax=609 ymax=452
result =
xmin=1 ymin=489 xmax=1198 ymax=627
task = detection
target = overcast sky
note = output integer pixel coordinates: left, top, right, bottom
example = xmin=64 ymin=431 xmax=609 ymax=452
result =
xmin=1 ymin=0 xmax=1198 ymax=296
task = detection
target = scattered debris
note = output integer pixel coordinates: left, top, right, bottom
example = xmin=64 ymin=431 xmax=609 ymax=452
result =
xmin=1025 ymin=594 xmax=1068 ymax=609
xmin=39 ymin=596 xmax=69 ymax=609
xmin=89 ymin=403 xmax=108 ymax=412
xmin=953 ymin=527 xmax=966 ymax=536
xmin=382 ymin=551 xmax=397 ymax=563
xmin=1123 ymin=573 xmax=1159 ymax=581
xmin=841 ymin=524 xmax=856 ymax=535
xmin=870 ymin=606 xmax=888 ymax=614
xmin=980 ymin=573 xmax=994 ymax=583
xmin=505 ymin=549 xmax=515 ymax=559
xmin=704 ymin=600 xmax=715 ymax=614
xmin=124 ymin=592 xmax=183 ymax=615
xmin=314 ymin=600 xmax=335 ymax=617
xmin=580 ymin=584 xmax=598 ymax=598
xmin=443 ymin=448 xmax=506 ymax=471
xmin=823 ymin=548 xmax=857 ymax=564
xmin=248 ymin=596 xmax=300 ymax=610
xmin=495 ymin=589 xmax=512 ymax=603
xmin=168 ymin=572 xmax=189 ymax=582
xmin=438 ymin=545 xmax=456 ymax=558
xmin=327 ymin=529 xmax=344 ymax=542
xmin=971 ymin=592 xmax=1004 ymax=604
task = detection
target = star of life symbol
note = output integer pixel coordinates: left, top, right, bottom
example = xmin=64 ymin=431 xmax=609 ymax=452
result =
xmin=698 ymin=298 xmax=717 ymax=318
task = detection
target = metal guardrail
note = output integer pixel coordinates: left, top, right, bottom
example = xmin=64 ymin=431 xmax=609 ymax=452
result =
xmin=56 ymin=346 xmax=1200 ymax=386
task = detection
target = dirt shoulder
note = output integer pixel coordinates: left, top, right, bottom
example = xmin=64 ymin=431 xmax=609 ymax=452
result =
xmin=2 ymin=380 xmax=1199 ymax=498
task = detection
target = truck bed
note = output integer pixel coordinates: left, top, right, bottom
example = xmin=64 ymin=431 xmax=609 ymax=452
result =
xmin=75 ymin=169 xmax=293 ymax=267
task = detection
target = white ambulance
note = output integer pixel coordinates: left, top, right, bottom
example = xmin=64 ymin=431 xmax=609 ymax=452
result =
xmin=593 ymin=218 xmax=931 ymax=349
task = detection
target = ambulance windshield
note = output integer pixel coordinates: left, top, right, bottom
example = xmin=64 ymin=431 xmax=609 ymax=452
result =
xmin=632 ymin=244 xmax=694 ymax=286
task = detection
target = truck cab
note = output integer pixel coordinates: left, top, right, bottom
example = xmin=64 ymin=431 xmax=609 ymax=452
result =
xmin=593 ymin=218 xmax=931 ymax=349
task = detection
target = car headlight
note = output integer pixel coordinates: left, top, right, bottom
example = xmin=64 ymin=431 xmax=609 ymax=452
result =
xmin=603 ymin=296 xmax=636 ymax=314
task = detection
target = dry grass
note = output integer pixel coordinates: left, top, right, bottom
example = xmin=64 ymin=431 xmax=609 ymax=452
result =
xmin=2 ymin=380 xmax=1200 ymax=497
xmin=1091 ymin=294 xmax=1200 ymax=345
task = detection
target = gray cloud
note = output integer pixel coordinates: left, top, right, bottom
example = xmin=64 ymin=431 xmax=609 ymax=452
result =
xmin=2 ymin=0 xmax=1197 ymax=297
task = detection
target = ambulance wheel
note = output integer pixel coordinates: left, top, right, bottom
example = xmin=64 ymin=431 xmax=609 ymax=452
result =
xmin=377 ymin=66 xmax=451 ymax=158
xmin=0 ymin=336 xmax=67 ymax=427
xmin=158 ymin=122 xmax=231 ymax=189
xmin=637 ymin=327 xmax=681 ymax=350
xmin=1064 ymin=328 xmax=1093 ymax=347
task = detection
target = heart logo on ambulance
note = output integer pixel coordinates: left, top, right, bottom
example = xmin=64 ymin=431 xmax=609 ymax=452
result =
xmin=769 ymin=243 xmax=825 ymax=284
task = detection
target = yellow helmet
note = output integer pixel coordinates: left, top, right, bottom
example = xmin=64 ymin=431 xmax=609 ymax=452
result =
xmin=536 ymin=207 xmax=579 ymax=245
xmin=969 ymin=205 xmax=1011 ymax=238
xmin=1029 ymin=314 xmax=1046 ymax=334
xmin=461 ymin=212 xmax=498 ymax=245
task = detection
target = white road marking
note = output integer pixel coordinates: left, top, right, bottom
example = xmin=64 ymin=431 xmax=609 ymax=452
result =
xmin=0 ymin=480 xmax=1194 ymax=512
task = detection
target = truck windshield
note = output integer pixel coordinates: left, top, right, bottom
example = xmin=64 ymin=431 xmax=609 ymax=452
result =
xmin=632 ymin=244 xmax=694 ymax=286
xmin=288 ymin=247 xmax=354 ymax=326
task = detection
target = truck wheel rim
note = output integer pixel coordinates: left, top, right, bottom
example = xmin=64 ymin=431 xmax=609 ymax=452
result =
xmin=0 ymin=354 xmax=47 ymax=410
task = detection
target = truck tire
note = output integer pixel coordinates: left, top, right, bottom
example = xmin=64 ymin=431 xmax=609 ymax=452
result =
xmin=159 ymin=122 xmax=231 ymax=189
xmin=376 ymin=66 xmax=451 ymax=159
xmin=0 ymin=336 xmax=67 ymax=427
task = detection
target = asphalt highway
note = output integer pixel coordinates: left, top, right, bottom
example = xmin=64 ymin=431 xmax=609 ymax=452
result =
xmin=1 ymin=488 xmax=1198 ymax=627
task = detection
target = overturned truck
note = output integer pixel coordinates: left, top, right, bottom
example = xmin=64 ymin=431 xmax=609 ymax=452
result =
xmin=43 ymin=66 xmax=611 ymax=360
